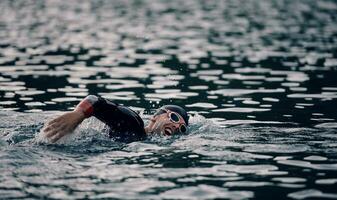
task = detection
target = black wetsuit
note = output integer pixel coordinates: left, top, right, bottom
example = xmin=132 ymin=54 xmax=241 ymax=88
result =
xmin=77 ymin=95 xmax=146 ymax=143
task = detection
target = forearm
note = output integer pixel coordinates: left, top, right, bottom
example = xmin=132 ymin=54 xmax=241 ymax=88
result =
xmin=43 ymin=96 xmax=103 ymax=143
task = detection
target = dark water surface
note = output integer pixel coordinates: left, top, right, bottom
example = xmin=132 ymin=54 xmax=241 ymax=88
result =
xmin=1 ymin=0 xmax=337 ymax=199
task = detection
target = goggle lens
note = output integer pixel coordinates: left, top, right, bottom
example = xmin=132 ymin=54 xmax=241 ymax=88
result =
xmin=180 ymin=124 xmax=187 ymax=133
xmin=169 ymin=112 xmax=180 ymax=122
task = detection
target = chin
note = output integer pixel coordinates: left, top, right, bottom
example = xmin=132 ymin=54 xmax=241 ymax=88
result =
xmin=149 ymin=129 xmax=163 ymax=135
xmin=150 ymin=128 xmax=168 ymax=136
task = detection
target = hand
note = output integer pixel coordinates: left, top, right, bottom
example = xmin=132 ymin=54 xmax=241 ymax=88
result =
xmin=43 ymin=110 xmax=86 ymax=143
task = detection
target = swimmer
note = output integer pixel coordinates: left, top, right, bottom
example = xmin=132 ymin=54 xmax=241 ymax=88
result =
xmin=43 ymin=95 xmax=189 ymax=143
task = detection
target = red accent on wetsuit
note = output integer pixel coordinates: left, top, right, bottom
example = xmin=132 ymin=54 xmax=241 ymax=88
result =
xmin=76 ymin=99 xmax=94 ymax=118
xmin=75 ymin=95 xmax=146 ymax=143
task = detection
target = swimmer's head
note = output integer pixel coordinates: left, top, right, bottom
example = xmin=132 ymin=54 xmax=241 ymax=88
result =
xmin=145 ymin=105 xmax=189 ymax=136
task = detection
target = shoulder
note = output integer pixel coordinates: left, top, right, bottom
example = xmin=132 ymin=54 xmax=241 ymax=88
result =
xmin=117 ymin=105 xmax=144 ymax=126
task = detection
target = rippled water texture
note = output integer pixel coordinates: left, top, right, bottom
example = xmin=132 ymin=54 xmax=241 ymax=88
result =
xmin=1 ymin=0 xmax=337 ymax=199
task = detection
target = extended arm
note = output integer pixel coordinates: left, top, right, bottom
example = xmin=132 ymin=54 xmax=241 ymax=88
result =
xmin=43 ymin=95 xmax=115 ymax=142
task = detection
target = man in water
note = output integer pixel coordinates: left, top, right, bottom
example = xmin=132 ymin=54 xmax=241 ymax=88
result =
xmin=43 ymin=95 xmax=189 ymax=143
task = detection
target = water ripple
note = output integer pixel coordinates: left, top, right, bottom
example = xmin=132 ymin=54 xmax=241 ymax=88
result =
xmin=1 ymin=0 xmax=337 ymax=199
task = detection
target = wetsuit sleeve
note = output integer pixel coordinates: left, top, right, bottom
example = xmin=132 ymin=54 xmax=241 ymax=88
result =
xmin=75 ymin=95 xmax=146 ymax=143
xmin=75 ymin=95 xmax=119 ymax=122
xmin=75 ymin=95 xmax=98 ymax=117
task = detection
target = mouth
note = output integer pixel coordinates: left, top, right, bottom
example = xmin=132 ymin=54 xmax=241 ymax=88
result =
xmin=164 ymin=128 xmax=172 ymax=136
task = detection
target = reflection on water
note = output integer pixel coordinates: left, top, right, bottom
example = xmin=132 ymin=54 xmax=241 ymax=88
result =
xmin=0 ymin=0 xmax=337 ymax=199
xmin=1 ymin=112 xmax=337 ymax=199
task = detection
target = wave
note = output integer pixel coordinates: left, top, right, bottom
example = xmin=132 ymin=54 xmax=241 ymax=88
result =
xmin=1 ymin=111 xmax=336 ymax=156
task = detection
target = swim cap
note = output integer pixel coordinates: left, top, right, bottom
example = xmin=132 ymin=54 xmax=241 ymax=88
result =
xmin=159 ymin=105 xmax=189 ymax=125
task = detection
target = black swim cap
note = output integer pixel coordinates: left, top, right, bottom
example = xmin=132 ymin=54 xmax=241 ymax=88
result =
xmin=159 ymin=105 xmax=189 ymax=125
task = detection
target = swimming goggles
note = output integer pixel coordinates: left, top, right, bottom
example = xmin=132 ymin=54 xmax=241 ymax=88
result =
xmin=155 ymin=109 xmax=188 ymax=134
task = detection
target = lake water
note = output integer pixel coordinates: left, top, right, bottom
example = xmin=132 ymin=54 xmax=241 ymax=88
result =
xmin=1 ymin=0 xmax=337 ymax=199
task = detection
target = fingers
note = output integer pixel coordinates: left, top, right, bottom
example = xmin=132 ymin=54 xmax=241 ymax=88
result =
xmin=45 ymin=124 xmax=65 ymax=138
xmin=44 ymin=118 xmax=62 ymax=135
xmin=43 ymin=122 xmax=58 ymax=133
xmin=50 ymin=131 xmax=67 ymax=143
xmin=43 ymin=116 xmax=62 ymax=132
xmin=42 ymin=112 xmax=80 ymax=143
xmin=44 ymin=122 xmax=68 ymax=143
xmin=44 ymin=127 xmax=58 ymax=138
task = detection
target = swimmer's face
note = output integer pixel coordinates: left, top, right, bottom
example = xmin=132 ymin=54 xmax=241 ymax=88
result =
xmin=147 ymin=109 xmax=188 ymax=136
